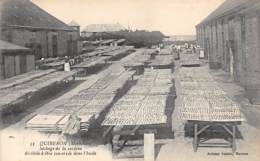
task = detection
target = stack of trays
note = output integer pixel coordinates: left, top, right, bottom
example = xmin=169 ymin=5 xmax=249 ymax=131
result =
xmin=78 ymin=114 xmax=95 ymax=131
xmin=49 ymin=105 xmax=74 ymax=115
xmin=26 ymin=115 xmax=69 ymax=132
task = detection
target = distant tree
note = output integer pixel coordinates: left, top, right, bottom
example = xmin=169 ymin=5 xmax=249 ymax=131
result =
xmin=82 ymin=30 xmax=165 ymax=48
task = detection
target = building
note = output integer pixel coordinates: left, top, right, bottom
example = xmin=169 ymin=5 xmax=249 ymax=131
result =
xmin=68 ymin=20 xmax=80 ymax=38
xmin=0 ymin=40 xmax=35 ymax=79
xmin=196 ymin=0 xmax=260 ymax=104
xmin=81 ymin=23 xmax=126 ymax=38
xmin=68 ymin=20 xmax=83 ymax=54
xmin=170 ymin=35 xmax=196 ymax=42
xmin=1 ymin=0 xmax=80 ymax=59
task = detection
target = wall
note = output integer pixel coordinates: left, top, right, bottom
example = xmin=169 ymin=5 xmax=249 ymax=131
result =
xmin=233 ymin=16 xmax=244 ymax=84
xmin=222 ymin=21 xmax=229 ymax=71
xmin=244 ymin=13 xmax=260 ymax=87
xmin=4 ymin=55 xmax=15 ymax=78
xmin=26 ymin=55 xmax=35 ymax=72
xmin=1 ymin=27 xmax=79 ymax=59
xmin=35 ymin=30 xmax=48 ymax=58
xmin=204 ymin=25 xmax=211 ymax=60
xmin=0 ymin=53 xmax=35 ymax=79
xmin=196 ymin=8 xmax=260 ymax=88
xmin=217 ymin=20 xmax=223 ymax=68
xmin=0 ymin=52 xmax=4 ymax=80
xmin=211 ymin=22 xmax=221 ymax=69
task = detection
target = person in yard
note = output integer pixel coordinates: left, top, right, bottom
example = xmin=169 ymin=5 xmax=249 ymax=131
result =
xmin=193 ymin=46 xmax=196 ymax=54
xmin=63 ymin=114 xmax=81 ymax=135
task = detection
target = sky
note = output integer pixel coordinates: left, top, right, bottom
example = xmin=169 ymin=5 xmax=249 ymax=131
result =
xmin=31 ymin=0 xmax=225 ymax=35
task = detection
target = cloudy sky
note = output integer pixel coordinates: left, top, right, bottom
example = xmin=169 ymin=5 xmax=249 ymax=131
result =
xmin=32 ymin=0 xmax=224 ymax=35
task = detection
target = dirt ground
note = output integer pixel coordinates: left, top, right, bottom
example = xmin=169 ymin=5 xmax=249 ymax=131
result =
xmin=155 ymin=58 xmax=260 ymax=161
xmin=1 ymin=51 xmax=260 ymax=161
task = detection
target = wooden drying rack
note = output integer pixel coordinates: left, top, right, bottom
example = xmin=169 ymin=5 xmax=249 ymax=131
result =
xmin=189 ymin=120 xmax=241 ymax=153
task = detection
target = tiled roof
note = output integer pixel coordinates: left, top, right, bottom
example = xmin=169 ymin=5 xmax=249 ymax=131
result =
xmin=199 ymin=0 xmax=252 ymax=24
xmin=242 ymin=1 xmax=260 ymax=13
xmin=68 ymin=20 xmax=80 ymax=27
xmin=83 ymin=23 xmax=126 ymax=33
xmin=0 ymin=40 xmax=29 ymax=51
xmin=1 ymin=0 xmax=74 ymax=31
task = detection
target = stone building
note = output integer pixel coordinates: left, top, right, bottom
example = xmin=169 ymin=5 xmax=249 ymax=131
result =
xmin=0 ymin=40 xmax=35 ymax=79
xmin=0 ymin=0 xmax=80 ymax=59
xmin=81 ymin=23 xmax=126 ymax=38
xmin=68 ymin=20 xmax=81 ymax=38
xmin=68 ymin=20 xmax=83 ymax=54
xmin=196 ymin=0 xmax=260 ymax=104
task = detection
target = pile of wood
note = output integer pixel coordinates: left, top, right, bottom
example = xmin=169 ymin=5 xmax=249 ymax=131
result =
xmin=102 ymin=69 xmax=174 ymax=126
xmin=178 ymin=67 xmax=245 ymax=122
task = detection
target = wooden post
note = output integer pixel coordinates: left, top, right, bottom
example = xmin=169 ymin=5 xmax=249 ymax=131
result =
xmin=85 ymin=69 xmax=87 ymax=76
xmin=144 ymin=133 xmax=155 ymax=161
xmin=193 ymin=123 xmax=198 ymax=152
xmin=232 ymin=125 xmax=236 ymax=153
xmin=137 ymin=68 xmax=140 ymax=75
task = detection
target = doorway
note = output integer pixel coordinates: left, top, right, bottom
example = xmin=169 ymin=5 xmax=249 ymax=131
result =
xmin=227 ymin=40 xmax=236 ymax=80
xmin=52 ymin=35 xmax=58 ymax=57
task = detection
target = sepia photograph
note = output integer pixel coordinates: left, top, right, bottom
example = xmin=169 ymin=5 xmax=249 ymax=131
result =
xmin=0 ymin=0 xmax=260 ymax=161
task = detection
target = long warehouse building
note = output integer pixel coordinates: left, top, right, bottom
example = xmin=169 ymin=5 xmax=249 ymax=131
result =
xmin=1 ymin=0 xmax=80 ymax=59
xmin=196 ymin=0 xmax=260 ymax=104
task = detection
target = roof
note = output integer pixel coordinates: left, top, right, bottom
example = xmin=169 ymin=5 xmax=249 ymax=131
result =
xmin=116 ymin=39 xmax=126 ymax=43
xmin=242 ymin=1 xmax=260 ymax=13
xmin=171 ymin=35 xmax=196 ymax=41
xmin=199 ymin=0 xmax=252 ymax=25
xmin=68 ymin=20 xmax=80 ymax=27
xmin=1 ymin=0 xmax=74 ymax=31
xmin=0 ymin=40 xmax=31 ymax=54
xmin=100 ymin=39 xmax=115 ymax=44
xmin=0 ymin=40 xmax=29 ymax=50
xmin=83 ymin=23 xmax=126 ymax=33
